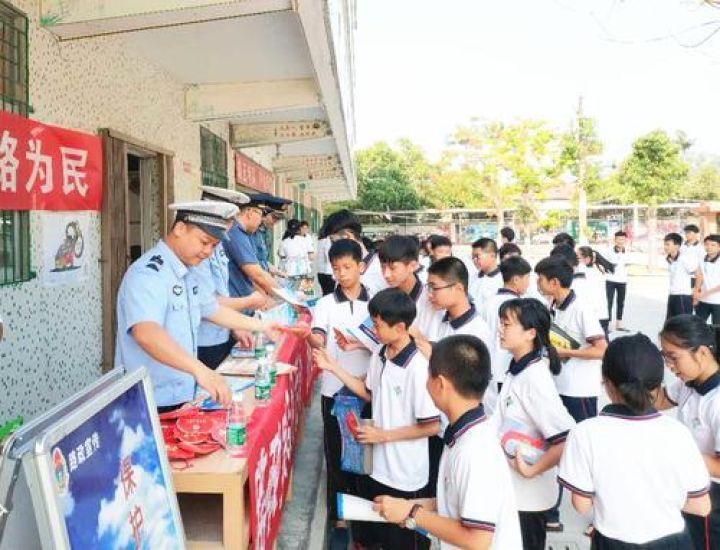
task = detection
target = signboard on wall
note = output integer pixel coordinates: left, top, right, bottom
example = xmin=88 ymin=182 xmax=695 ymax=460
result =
xmin=235 ymin=152 xmax=273 ymax=193
xmin=0 ymin=111 xmax=103 ymax=211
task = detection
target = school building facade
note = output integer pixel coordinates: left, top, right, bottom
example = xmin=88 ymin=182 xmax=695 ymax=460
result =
xmin=0 ymin=0 xmax=357 ymax=423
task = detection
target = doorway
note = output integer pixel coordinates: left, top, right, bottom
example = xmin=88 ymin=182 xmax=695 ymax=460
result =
xmin=100 ymin=129 xmax=175 ymax=372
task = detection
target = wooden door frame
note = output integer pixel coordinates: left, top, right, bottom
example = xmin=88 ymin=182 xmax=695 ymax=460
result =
xmin=99 ymin=129 xmax=175 ymax=373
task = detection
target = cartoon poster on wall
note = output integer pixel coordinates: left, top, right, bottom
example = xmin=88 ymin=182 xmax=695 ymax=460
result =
xmin=41 ymin=212 xmax=90 ymax=287
xmin=48 ymin=381 xmax=184 ymax=549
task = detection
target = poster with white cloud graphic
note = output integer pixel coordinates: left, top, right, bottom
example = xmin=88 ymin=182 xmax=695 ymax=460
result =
xmin=48 ymin=381 xmax=183 ymax=549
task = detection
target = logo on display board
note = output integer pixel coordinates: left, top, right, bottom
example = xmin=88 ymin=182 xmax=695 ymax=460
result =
xmin=52 ymin=447 xmax=69 ymax=496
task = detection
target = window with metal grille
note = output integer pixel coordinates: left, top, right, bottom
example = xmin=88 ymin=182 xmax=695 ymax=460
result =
xmin=0 ymin=2 xmax=33 ymax=286
xmin=200 ymin=127 xmax=228 ymax=189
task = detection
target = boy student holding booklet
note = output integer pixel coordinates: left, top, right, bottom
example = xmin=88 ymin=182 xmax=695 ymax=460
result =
xmin=306 ymin=239 xmax=372 ymax=530
xmin=559 ymin=334 xmax=711 ymax=549
xmin=314 ymin=288 xmax=441 ymax=550
xmin=373 ymin=335 xmax=522 ymax=550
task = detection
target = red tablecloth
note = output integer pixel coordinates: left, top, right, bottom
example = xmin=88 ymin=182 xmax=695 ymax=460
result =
xmin=246 ymin=314 xmax=315 ymax=550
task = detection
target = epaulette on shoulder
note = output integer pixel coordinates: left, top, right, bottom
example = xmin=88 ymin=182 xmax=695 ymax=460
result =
xmin=145 ymin=254 xmax=164 ymax=272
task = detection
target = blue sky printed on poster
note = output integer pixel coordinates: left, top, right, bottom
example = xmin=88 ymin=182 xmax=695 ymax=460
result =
xmin=51 ymin=382 xmax=182 ymax=549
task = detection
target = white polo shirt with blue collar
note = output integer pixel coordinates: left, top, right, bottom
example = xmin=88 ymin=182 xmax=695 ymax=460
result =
xmin=470 ymin=267 xmax=503 ymax=308
xmin=559 ymin=403 xmax=710 ymax=544
xmin=360 ymin=251 xmax=387 ymax=297
xmin=424 ymin=303 xmax=491 ymax=345
xmin=496 ymin=349 xmax=576 ymax=511
xmin=438 ymin=404 xmax=522 ymax=549
xmin=700 ymin=252 xmax=720 ymax=305
xmin=115 ymin=240 xmax=219 ymax=407
xmin=666 ymin=372 xmax=720 ymax=483
xmin=551 ymin=289 xmax=606 ymax=398
xmin=365 ymin=339 xmax=441 ymax=491
xmin=192 ymin=244 xmax=231 ymax=347
xmin=482 ymin=288 xmax=521 ymax=387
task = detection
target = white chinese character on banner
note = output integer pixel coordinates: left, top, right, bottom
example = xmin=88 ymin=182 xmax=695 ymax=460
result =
xmin=68 ymin=450 xmax=78 ymax=472
xmin=0 ymin=130 xmax=19 ymax=193
xmin=84 ymin=437 xmax=93 ymax=459
xmin=91 ymin=432 xmax=100 ymax=451
xmin=60 ymin=147 xmax=89 ymax=197
xmin=25 ymin=138 xmax=53 ymax=193
xmin=76 ymin=444 xmax=86 ymax=465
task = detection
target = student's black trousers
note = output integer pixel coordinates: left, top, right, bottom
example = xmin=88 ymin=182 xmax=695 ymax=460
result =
xmin=696 ymin=302 xmax=720 ymax=325
xmin=519 ymin=511 xmax=548 ymax=550
xmin=666 ymin=294 xmax=693 ymax=320
xmin=684 ymin=480 xmax=720 ymax=550
xmin=606 ymin=281 xmax=627 ymax=321
xmin=591 ymin=528 xmax=693 ymax=549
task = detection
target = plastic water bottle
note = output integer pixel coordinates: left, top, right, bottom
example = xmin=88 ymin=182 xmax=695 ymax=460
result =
xmin=255 ymin=358 xmax=271 ymax=404
xmin=265 ymin=343 xmax=277 ymax=387
xmin=254 ymin=332 xmax=266 ymax=360
xmin=226 ymin=393 xmax=246 ymax=457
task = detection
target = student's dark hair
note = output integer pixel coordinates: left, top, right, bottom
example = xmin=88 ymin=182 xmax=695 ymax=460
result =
xmin=323 ymin=209 xmax=363 ymax=240
xmin=299 ymin=220 xmax=309 ymax=228
xmin=499 ymin=298 xmax=562 ymax=375
xmin=534 ymin=255 xmax=573 ymax=288
xmin=550 ymin=243 xmax=579 ymax=268
xmin=664 ymin=232 xmax=682 ymax=246
xmin=705 ymin=234 xmax=720 ymax=245
xmin=429 ymin=234 xmax=452 ymax=250
xmin=577 ymin=246 xmax=615 ymax=275
xmin=472 ymin=237 xmax=498 ymax=254
xmin=429 ymin=335 xmax=491 ymax=399
xmin=378 ymin=235 xmax=419 ymax=263
xmin=282 ymin=218 xmax=301 ymax=240
xmin=318 ymin=218 xmax=329 ymax=240
xmin=684 ymin=224 xmax=700 ymax=233
xmin=362 ymin=236 xmax=376 ymax=253
xmin=602 ymin=333 xmax=664 ymax=414
xmin=552 ymin=232 xmax=575 ymax=248
xmin=428 ymin=256 xmax=469 ymax=292
xmin=500 ymin=226 xmax=516 ymax=243
xmin=500 ymin=256 xmax=531 ymax=283
xmin=368 ymin=288 xmax=416 ymax=329
xmin=661 ymin=314 xmax=720 ymax=362
xmin=614 ymin=230 xmax=628 ymax=238
xmin=498 ymin=242 xmax=522 ymax=262
xmin=328 ymin=238 xmax=363 ymax=264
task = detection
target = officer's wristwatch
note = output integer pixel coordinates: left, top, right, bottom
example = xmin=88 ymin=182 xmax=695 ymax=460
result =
xmin=403 ymin=504 xmax=423 ymax=531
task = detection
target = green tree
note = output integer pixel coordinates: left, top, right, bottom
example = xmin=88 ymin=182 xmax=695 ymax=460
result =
xmin=680 ymin=156 xmax=720 ymax=200
xmin=617 ymin=130 xmax=689 ymax=266
xmin=560 ymin=98 xmax=604 ymax=242
xmin=351 ymin=141 xmax=426 ymax=211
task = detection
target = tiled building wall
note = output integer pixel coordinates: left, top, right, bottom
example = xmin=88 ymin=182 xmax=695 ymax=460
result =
xmin=0 ymin=0 xmax=266 ymax=422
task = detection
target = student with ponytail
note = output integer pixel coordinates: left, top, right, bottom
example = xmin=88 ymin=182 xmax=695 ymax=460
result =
xmin=657 ymin=315 xmax=720 ymax=549
xmin=494 ymin=298 xmax=576 ymax=549
xmin=577 ymin=246 xmax=612 ymax=337
xmin=559 ymin=333 xmax=711 ymax=549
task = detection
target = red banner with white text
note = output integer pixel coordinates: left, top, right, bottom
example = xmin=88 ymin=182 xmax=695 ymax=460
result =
xmin=247 ymin=328 xmax=315 ymax=550
xmin=0 ymin=111 xmax=103 ymax=211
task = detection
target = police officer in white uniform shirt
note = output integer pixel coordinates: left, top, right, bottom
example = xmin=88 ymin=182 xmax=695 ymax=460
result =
xmin=115 ymin=200 xmax=280 ymax=411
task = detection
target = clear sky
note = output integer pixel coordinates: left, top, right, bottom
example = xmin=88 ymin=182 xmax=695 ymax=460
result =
xmin=354 ymin=0 xmax=720 ymax=164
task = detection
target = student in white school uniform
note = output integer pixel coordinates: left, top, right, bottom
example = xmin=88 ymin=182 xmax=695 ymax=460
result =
xmin=499 ymin=242 xmax=547 ymax=306
xmin=373 ymin=335 xmax=522 ymax=550
xmin=683 ymin=224 xmax=707 ymax=292
xmin=577 ymin=246 xmax=613 ymax=338
xmin=482 ymin=256 xmax=532 ymax=395
xmin=559 ymin=333 xmax=712 ymax=549
xmin=313 ymin=288 xmax=441 ymax=550
xmin=658 ymin=315 xmax=720 ymax=549
xmin=664 ymin=232 xmax=700 ymax=319
xmin=695 ymin=234 xmax=720 ymax=325
xmin=494 ymin=298 xmax=576 ymax=550
xmin=279 ymin=219 xmax=312 ymax=277
xmin=605 ymin=231 xmax=630 ymax=332
xmin=535 ymin=255 xmax=608 ymax=531
xmin=306 ymin=239 xmax=372 ymax=528
xmin=469 ymin=238 xmax=503 ymax=308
